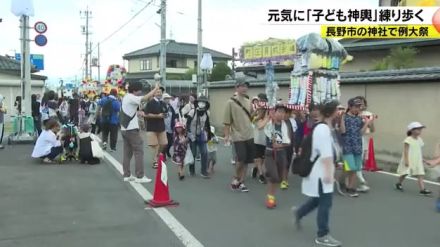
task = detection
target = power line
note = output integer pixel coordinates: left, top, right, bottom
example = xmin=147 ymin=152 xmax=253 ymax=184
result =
xmin=118 ymin=13 xmax=157 ymax=45
xmin=92 ymin=0 xmax=155 ymax=52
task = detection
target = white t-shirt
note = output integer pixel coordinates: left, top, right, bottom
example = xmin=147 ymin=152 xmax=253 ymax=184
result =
xmin=32 ymin=130 xmax=61 ymax=158
xmin=301 ymin=123 xmax=335 ymax=197
xmin=121 ymin=93 xmax=142 ymax=131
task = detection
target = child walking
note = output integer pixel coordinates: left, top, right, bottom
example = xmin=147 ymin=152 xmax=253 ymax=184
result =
xmin=172 ymin=122 xmax=188 ymax=180
xmin=207 ymin=126 xmax=219 ymax=175
xmin=263 ymin=104 xmax=291 ymax=209
xmin=395 ymin=122 xmax=432 ymax=196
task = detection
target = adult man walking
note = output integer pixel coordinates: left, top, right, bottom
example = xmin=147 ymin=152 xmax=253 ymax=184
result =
xmin=144 ymin=86 xmax=167 ymax=168
xmin=99 ymin=89 xmax=121 ymax=152
xmin=120 ymin=82 xmax=159 ymax=183
xmin=224 ymin=77 xmax=255 ymax=192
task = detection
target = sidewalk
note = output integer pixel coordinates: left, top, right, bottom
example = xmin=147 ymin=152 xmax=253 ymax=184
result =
xmin=0 ymin=144 xmax=182 ymax=247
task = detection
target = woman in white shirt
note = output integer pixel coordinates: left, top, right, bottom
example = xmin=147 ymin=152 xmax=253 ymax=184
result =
xmin=292 ymin=100 xmax=342 ymax=247
xmin=32 ymin=119 xmax=63 ymax=163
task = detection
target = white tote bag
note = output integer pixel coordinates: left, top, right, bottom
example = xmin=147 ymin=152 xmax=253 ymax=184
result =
xmin=183 ymin=146 xmax=194 ymax=166
xmin=90 ymin=135 xmax=104 ymax=158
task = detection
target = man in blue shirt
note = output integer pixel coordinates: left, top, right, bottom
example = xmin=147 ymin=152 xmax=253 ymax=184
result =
xmin=98 ymin=89 xmax=121 ymax=151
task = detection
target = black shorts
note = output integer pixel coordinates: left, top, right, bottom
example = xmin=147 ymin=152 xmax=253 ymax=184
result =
xmin=234 ymin=139 xmax=255 ymax=164
xmin=255 ymin=144 xmax=266 ymax=159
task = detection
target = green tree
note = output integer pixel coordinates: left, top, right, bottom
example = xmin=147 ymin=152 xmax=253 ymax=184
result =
xmin=372 ymin=58 xmax=389 ymax=71
xmin=183 ymin=68 xmax=196 ymax=80
xmin=209 ymin=62 xmax=232 ymax=81
xmin=387 ymin=47 xmax=418 ymax=69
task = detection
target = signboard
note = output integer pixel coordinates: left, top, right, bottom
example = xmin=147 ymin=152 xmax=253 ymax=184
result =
xmin=34 ymin=21 xmax=47 ymax=33
xmin=240 ymin=39 xmax=296 ymax=63
xmin=15 ymin=53 xmax=44 ymax=70
xmin=35 ymin=34 xmax=47 ymax=46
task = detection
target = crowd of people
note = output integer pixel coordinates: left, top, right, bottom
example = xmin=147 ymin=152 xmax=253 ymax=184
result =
xmin=2 ymin=75 xmax=440 ymax=247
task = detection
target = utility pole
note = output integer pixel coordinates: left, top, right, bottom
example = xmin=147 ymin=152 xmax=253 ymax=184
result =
xmin=80 ymin=8 xmax=92 ymax=80
xmin=197 ymin=0 xmax=202 ymax=96
xmin=159 ymin=0 xmax=167 ymax=86
xmin=89 ymin=41 xmax=93 ymax=79
xmin=97 ymin=43 xmax=101 ymax=82
xmin=20 ymin=15 xmax=31 ymax=118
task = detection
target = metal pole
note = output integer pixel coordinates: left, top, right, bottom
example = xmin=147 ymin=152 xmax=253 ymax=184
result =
xmin=97 ymin=43 xmax=101 ymax=82
xmin=21 ymin=15 xmax=31 ymax=117
xmin=197 ymin=0 xmax=202 ymax=96
xmin=85 ymin=7 xmax=89 ymax=80
xmin=160 ymin=0 xmax=167 ymax=86
xmin=89 ymin=42 xmax=93 ymax=80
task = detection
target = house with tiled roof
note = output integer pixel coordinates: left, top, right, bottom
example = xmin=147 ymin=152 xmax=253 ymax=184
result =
xmin=0 ymin=55 xmax=47 ymax=116
xmin=122 ymin=40 xmax=231 ymax=83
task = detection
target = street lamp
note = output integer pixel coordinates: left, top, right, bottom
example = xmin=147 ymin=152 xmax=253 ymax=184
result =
xmin=199 ymin=53 xmax=213 ymax=97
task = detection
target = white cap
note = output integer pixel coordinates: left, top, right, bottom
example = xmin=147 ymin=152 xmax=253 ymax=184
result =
xmin=162 ymin=93 xmax=172 ymax=99
xmin=407 ymin=122 xmax=425 ymax=131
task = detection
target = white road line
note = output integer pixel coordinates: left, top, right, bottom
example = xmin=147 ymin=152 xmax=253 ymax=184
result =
xmin=377 ymin=170 xmax=440 ymax=186
xmin=97 ymin=138 xmax=204 ymax=247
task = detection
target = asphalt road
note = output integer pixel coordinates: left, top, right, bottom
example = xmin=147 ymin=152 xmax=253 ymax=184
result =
xmin=1 ymin=135 xmax=439 ymax=247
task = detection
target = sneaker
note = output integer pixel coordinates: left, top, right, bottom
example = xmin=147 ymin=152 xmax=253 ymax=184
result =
xmin=420 ymin=189 xmax=432 ymax=196
xmin=291 ymin=206 xmax=302 ymax=230
xmin=315 ymin=234 xmax=342 ymax=247
xmin=135 ymin=176 xmax=152 ymax=183
xmin=258 ymin=175 xmax=267 ymax=184
xmin=196 ymin=156 xmax=201 ymax=161
xmin=231 ymin=159 xmax=236 ymax=165
xmin=230 ymin=179 xmax=240 ymax=191
xmin=266 ymin=195 xmax=276 ymax=209
xmin=123 ymin=176 xmax=135 ymax=182
xmin=356 ymin=184 xmax=370 ymax=193
xmin=280 ymin=180 xmax=289 ymax=190
xmin=251 ymin=167 xmax=258 ymax=178
xmin=102 ymin=142 xmax=107 ymax=150
xmin=200 ymin=173 xmax=210 ymax=179
xmin=239 ymin=183 xmax=249 ymax=192
xmin=395 ymin=183 xmax=404 ymax=191
xmin=111 ymin=149 xmax=116 ymax=152
xmin=346 ymin=188 xmax=359 ymax=198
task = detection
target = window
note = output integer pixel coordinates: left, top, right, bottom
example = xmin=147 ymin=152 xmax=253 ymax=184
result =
xmin=166 ymin=59 xmax=177 ymax=68
xmin=140 ymin=59 xmax=152 ymax=70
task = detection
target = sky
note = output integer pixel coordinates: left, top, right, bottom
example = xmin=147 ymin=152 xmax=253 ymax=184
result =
xmin=0 ymin=0 xmax=378 ymax=86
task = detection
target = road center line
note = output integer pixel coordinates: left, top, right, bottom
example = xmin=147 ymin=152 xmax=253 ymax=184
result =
xmin=97 ymin=137 xmax=204 ymax=247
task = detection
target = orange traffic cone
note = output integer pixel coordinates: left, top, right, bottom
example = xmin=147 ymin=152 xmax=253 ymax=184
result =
xmin=147 ymin=153 xmax=179 ymax=207
xmin=364 ymin=137 xmax=381 ymax=172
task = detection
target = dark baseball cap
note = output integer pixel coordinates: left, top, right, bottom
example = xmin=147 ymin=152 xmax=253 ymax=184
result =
xmin=348 ymin=98 xmax=362 ymax=107
xmin=257 ymin=93 xmax=268 ymax=102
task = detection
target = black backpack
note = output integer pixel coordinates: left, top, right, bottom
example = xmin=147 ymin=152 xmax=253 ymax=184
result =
xmin=101 ymin=98 xmax=114 ymax=123
xmin=291 ymin=122 xmax=325 ymax=177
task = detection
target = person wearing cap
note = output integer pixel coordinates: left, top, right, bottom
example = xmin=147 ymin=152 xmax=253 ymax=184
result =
xmin=224 ymin=76 xmax=255 ymax=192
xmin=186 ymin=95 xmax=213 ymax=178
xmin=143 ymin=86 xmax=167 ymax=168
xmin=395 ymin=122 xmax=432 ymax=196
xmin=162 ymin=93 xmax=178 ymax=159
xmin=0 ymin=94 xmax=6 ymax=149
xmin=261 ymin=103 xmax=290 ymax=208
xmin=339 ymin=98 xmax=374 ymax=197
xmin=98 ymin=88 xmax=121 ymax=152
